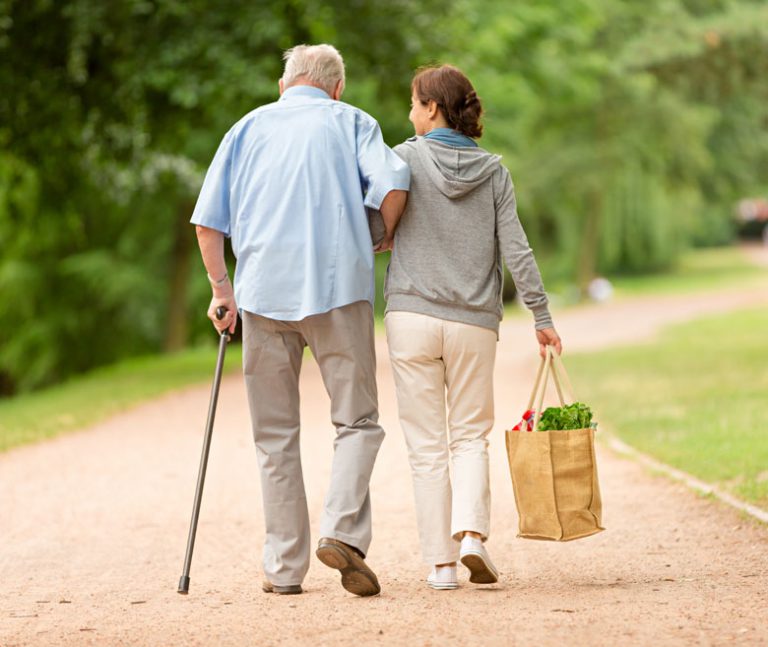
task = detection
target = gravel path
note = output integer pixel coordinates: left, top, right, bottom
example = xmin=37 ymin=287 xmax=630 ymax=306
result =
xmin=2 ymin=268 xmax=768 ymax=646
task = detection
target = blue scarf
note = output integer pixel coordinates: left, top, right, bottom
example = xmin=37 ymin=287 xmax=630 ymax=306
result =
xmin=423 ymin=127 xmax=478 ymax=148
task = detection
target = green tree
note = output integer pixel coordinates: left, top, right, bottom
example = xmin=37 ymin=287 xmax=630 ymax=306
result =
xmin=0 ymin=0 xmax=444 ymax=393
xmin=440 ymin=0 xmax=766 ymax=295
xmin=3 ymin=0 xmax=765 ymax=394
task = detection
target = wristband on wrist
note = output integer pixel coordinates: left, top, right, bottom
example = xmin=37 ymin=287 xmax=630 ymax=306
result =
xmin=207 ymin=272 xmax=230 ymax=287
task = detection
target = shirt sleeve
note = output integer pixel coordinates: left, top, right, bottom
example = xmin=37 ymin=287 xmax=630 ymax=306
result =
xmin=494 ymin=167 xmax=554 ymax=330
xmin=356 ymin=113 xmax=410 ymax=210
xmin=190 ymin=129 xmax=235 ymax=236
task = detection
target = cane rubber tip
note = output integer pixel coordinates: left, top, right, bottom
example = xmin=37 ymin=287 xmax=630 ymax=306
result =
xmin=177 ymin=575 xmax=190 ymax=594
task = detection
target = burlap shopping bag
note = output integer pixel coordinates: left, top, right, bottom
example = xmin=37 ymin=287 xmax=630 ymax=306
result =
xmin=505 ymin=347 xmax=604 ymax=541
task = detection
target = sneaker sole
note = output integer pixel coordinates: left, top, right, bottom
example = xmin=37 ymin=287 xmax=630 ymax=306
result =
xmin=428 ymin=581 xmax=459 ymax=590
xmin=316 ymin=543 xmax=381 ymax=597
xmin=460 ymin=552 xmax=499 ymax=584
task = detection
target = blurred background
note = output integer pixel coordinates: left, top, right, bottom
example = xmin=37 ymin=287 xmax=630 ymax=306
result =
xmin=1 ymin=0 xmax=767 ymax=397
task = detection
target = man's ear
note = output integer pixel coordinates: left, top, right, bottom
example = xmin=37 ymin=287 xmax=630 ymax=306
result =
xmin=278 ymin=78 xmax=285 ymax=96
xmin=332 ymin=79 xmax=344 ymax=101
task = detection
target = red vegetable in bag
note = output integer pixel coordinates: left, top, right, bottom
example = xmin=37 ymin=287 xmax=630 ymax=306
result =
xmin=512 ymin=409 xmax=536 ymax=432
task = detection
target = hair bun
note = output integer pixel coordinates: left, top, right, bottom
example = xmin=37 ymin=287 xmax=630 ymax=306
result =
xmin=464 ymin=90 xmax=478 ymax=106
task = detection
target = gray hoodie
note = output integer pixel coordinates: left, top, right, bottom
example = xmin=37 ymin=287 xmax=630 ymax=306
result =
xmin=381 ymin=136 xmax=552 ymax=333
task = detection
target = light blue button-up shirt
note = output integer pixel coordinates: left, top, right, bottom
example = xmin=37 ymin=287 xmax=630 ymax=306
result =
xmin=191 ymin=85 xmax=410 ymax=320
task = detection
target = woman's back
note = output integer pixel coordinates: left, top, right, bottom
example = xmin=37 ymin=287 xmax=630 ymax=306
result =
xmin=385 ymin=137 xmax=507 ymax=331
xmin=386 ymin=136 xmax=551 ymax=333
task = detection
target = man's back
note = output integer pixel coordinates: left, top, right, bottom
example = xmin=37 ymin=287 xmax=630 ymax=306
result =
xmin=191 ymin=85 xmax=409 ymax=320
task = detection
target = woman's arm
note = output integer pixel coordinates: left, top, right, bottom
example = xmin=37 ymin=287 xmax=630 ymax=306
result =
xmin=494 ymin=168 xmax=562 ymax=355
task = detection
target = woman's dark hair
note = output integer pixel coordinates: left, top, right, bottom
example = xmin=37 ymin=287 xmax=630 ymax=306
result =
xmin=411 ymin=64 xmax=483 ymax=138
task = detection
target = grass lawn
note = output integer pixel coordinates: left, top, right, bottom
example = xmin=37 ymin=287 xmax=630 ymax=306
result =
xmin=2 ymin=245 xmax=764 ymax=460
xmin=0 ymin=344 xmax=242 ymax=452
xmin=504 ymin=245 xmax=764 ymax=317
xmin=608 ymin=245 xmax=763 ymax=297
xmin=566 ymin=306 xmax=768 ymax=508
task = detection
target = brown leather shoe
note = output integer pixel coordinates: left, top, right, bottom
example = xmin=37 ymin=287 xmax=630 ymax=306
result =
xmin=315 ymin=538 xmax=381 ymax=597
xmin=261 ymin=581 xmax=303 ymax=595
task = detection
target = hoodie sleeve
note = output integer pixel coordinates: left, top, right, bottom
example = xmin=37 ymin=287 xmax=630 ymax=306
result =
xmin=494 ymin=168 xmax=554 ymax=330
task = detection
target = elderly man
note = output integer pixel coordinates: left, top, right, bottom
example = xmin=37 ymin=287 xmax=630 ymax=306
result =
xmin=191 ymin=44 xmax=409 ymax=597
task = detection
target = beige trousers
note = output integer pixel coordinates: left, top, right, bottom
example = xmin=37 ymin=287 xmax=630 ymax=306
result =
xmin=385 ymin=311 xmax=497 ymax=565
xmin=242 ymin=301 xmax=384 ymax=586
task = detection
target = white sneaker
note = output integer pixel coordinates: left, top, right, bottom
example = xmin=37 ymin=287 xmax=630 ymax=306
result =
xmin=427 ymin=564 xmax=458 ymax=590
xmin=460 ymin=536 xmax=499 ymax=584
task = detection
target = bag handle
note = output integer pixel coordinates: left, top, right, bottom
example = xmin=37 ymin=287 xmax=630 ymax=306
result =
xmin=530 ymin=346 xmax=577 ymax=432
xmin=527 ymin=347 xmax=565 ymax=411
xmin=549 ymin=346 xmax=576 ymax=403
xmin=525 ymin=351 xmax=548 ymax=412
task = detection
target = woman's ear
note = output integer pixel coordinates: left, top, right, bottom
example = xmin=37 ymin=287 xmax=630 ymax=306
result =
xmin=427 ymin=100 xmax=439 ymax=120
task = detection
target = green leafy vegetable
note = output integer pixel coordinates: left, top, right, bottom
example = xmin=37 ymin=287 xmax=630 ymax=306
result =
xmin=536 ymin=402 xmax=594 ymax=431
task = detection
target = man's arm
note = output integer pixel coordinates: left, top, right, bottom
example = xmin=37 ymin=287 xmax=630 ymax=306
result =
xmin=195 ymin=225 xmax=237 ymax=334
xmin=355 ymin=114 xmax=410 ymax=246
xmin=190 ymin=127 xmax=237 ymax=333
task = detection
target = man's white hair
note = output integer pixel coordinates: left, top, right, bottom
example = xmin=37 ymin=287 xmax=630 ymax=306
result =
xmin=282 ymin=44 xmax=345 ymax=95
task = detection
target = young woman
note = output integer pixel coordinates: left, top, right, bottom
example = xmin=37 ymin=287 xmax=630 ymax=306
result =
xmin=384 ymin=65 xmax=562 ymax=590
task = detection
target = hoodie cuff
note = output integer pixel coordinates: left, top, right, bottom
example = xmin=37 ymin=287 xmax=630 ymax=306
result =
xmin=532 ymin=305 xmax=554 ymax=330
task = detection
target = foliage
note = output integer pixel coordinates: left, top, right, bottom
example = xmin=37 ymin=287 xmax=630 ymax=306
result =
xmin=536 ymin=402 xmax=594 ymax=431
xmin=460 ymin=0 xmax=768 ymax=290
xmin=0 ymin=0 xmax=444 ymax=393
xmin=2 ymin=0 xmax=767 ymax=395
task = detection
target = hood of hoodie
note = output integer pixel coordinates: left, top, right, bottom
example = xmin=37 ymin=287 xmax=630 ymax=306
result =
xmin=414 ymin=137 xmax=502 ymax=199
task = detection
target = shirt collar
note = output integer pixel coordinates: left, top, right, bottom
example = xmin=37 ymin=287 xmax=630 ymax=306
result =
xmin=280 ymin=85 xmax=332 ymax=101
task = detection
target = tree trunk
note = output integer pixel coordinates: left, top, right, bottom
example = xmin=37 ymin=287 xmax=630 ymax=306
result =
xmin=164 ymin=201 xmax=194 ymax=352
xmin=577 ymin=191 xmax=602 ymax=298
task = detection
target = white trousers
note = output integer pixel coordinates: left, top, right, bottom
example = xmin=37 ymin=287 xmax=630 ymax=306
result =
xmin=385 ymin=311 xmax=496 ymax=565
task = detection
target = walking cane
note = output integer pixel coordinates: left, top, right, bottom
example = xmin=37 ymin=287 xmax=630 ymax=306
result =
xmin=178 ymin=306 xmax=230 ymax=595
